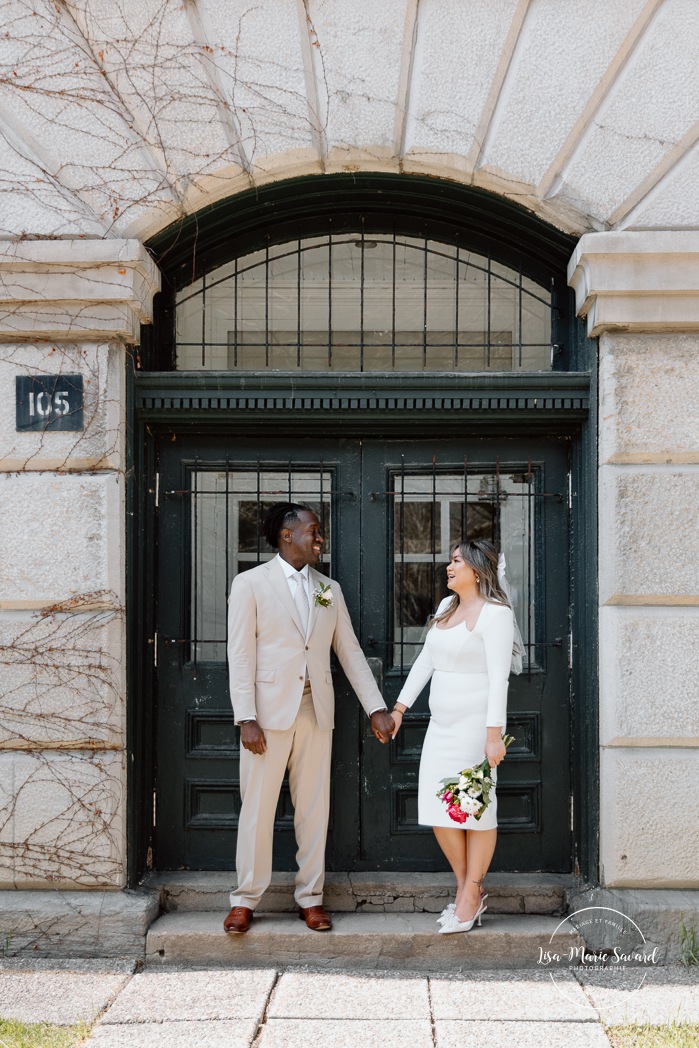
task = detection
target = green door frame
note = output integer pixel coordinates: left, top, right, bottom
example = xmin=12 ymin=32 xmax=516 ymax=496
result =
xmin=126 ymin=369 xmax=598 ymax=885
xmin=126 ymin=172 xmax=598 ymax=886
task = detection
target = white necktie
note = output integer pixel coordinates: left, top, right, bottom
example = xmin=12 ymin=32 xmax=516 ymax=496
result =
xmin=293 ymin=571 xmax=310 ymax=633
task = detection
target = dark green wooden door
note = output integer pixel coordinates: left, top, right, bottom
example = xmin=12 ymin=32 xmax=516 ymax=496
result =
xmin=358 ymin=437 xmax=571 ymax=871
xmin=154 ymin=432 xmax=571 ymax=872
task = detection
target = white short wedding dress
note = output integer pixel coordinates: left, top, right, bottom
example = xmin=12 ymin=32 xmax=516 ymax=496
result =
xmin=396 ymin=598 xmax=515 ymax=831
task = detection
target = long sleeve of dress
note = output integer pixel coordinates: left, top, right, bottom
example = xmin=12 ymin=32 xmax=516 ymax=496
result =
xmin=394 ymin=597 xmax=451 ymax=709
xmin=482 ymin=604 xmax=515 ymax=728
xmin=395 ymin=643 xmax=435 ymax=709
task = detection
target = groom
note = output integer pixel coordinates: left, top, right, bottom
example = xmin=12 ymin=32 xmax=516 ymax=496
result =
xmin=224 ymin=502 xmax=394 ymax=933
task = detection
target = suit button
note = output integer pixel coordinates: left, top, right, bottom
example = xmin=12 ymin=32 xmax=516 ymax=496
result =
xmin=305 ymin=645 xmax=309 ymax=650
xmin=298 ymin=676 xmax=303 ymax=680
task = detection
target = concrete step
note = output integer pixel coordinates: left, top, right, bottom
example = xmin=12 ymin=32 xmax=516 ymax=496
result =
xmin=145 ymin=871 xmax=571 ymax=917
xmin=146 ymin=910 xmax=577 ymax=972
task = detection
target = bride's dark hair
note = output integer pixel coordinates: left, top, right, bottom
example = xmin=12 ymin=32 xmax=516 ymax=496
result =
xmin=432 ymin=539 xmax=510 ymax=627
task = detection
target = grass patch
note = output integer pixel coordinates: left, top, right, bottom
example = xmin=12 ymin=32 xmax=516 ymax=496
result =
xmin=607 ymin=1023 xmax=699 ymax=1048
xmin=0 ymin=1018 xmax=88 ymax=1048
xmin=680 ymin=921 xmax=699 ymax=967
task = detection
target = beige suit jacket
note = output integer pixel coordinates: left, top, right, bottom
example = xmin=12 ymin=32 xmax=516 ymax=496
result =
xmin=227 ymin=557 xmax=385 ymax=731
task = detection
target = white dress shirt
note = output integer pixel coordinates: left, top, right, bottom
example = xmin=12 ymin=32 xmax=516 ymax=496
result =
xmin=276 ymin=553 xmax=311 ymax=606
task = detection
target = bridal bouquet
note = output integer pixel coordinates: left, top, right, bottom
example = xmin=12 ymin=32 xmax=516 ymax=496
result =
xmin=437 ymin=735 xmax=515 ymax=824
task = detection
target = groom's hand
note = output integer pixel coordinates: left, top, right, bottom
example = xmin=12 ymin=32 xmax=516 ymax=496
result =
xmin=370 ymin=710 xmax=395 ymax=745
xmin=240 ymin=720 xmax=267 ymax=755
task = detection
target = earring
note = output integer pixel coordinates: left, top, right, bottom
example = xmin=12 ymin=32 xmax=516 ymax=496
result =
xmin=475 ymin=574 xmax=480 ymax=585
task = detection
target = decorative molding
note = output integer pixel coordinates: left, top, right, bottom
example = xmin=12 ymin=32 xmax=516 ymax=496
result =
xmin=138 ymin=392 xmax=590 ymax=414
xmin=0 ymin=456 xmax=120 ymax=473
xmin=568 ymin=231 xmax=699 ymax=337
xmin=0 ymin=739 xmax=122 ymax=751
xmin=135 ymin=372 xmax=590 ymax=420
xmin=604 ymin=594 xmax=699 ymax=606
xmin=605 ymin=452 xmax=699 ymax=465
xmin=604 ymin=737 xmax=699 ymax=748
xmin=0 ymin=240 xmax=161 ymax=343
xmin=0 ymin=598 xmax=122 ymax=613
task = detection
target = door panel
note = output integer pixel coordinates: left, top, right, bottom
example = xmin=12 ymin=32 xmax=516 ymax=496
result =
xmin=154 ymin=433 xmax=571 ymax=872
xmin=155 ymin=439 xmax=353 ymax=869
xmin=359 ymin=438 xmax=570 ymax=871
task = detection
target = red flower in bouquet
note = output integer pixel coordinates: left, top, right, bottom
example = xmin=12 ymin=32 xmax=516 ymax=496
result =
xmin=437 ymin=734 xmax=515 ymax=825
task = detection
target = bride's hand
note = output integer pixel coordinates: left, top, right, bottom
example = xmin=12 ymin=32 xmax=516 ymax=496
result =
xmin=485 ymin=728 xmax=506 ymax=768
xmin=390 ymin=709 xmax=404 ymax=739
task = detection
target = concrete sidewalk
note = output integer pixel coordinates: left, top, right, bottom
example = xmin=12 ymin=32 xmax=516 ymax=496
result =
xmin=1 ymin=960 xmax=699 ymax=1047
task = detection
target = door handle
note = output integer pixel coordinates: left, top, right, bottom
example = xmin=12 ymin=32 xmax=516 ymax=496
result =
xmin=366 ymin=656 xmax=383 ymax=688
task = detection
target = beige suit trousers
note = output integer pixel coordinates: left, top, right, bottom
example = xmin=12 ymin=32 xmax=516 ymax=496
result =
xmin=231 ymin=686 xmax=332 ymax=910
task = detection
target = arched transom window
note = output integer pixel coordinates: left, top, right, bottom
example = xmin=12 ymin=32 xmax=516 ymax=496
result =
xmin=175 ymin=232 xmax=553 ymax=372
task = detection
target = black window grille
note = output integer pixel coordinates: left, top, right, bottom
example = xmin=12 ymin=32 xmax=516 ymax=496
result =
xmin=165 ymin=456 xmax=560 ymax=677
xmin=175 ymin=231 xmax=555 ymax=373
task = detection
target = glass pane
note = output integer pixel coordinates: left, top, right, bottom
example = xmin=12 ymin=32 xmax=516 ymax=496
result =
xmin=191 ymin=469 xmax=332 ymax=662
xmin=176 ymin=233 xmax=552 ymax=372
xmin=391 ymin=471 xmax=535 ymax=671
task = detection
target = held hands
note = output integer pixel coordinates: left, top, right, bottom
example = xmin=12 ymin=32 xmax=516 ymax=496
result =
xmin=389 ymin=703 xmax=407 ymax=739
xmin=240 ymin=720 xmax=267 ymax=755
xmin=370 ymin=709 xmax=395 ymax=744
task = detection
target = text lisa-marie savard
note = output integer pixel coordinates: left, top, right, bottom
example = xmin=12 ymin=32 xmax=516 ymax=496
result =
xmin=537 ymin=946 xmax=662 ymax=966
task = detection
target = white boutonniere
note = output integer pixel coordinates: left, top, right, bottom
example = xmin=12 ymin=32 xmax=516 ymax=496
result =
xmin=313 ymin=582 xmax=334 ymax=608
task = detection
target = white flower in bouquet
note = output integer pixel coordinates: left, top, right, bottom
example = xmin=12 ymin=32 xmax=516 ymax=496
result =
xmin=436 ymin=734 xmax=516 ymax=825
xmin=462 ymin=795 xmax=482 ymax=815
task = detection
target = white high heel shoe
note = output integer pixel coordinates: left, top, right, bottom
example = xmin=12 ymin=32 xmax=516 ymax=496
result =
xmin=437 ymin=893 xmax=488 ymax=925
xmin=437 ymin=903 xmax=455 ymax=924
xmin=438 ymin=900 xmax=487 ymax=934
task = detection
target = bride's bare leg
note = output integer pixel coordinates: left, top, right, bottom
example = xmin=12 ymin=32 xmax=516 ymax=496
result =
xmin=432 ymin=827 xmax=468 ymax=905
xmin=454 ymin=828 xmax=497 ymax=921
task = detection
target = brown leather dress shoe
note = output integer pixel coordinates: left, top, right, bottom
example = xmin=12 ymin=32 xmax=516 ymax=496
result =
xmin=223 ymin=906 xmax=253 ymax=934
xmin=298 ymin=905 xmax=332 ymax=931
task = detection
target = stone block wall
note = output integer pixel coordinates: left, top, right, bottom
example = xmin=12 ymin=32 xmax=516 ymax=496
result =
xmin=570 ymin=233 xmax=699 ymax=890
xmin=597 ymin=331 xmax=699 ymax=888
xmin=0 ymin=243 xmax=159 ymax=890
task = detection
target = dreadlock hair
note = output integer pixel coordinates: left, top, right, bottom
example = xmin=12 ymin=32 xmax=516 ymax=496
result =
xmin=261 ymin=502 xmax=309 ymax=549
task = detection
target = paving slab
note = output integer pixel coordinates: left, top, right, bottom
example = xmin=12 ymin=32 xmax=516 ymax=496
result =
xmin=269 ymin=970 xmax=430 ymax=1018
xmin=85 ymin=1019 xmax=258 ymax=1047
xmin=429 ymin=969 xmax=597 ymax=1021
xmin=101 ymin=968 xmax=276 ymax=1024
xmin=435 ymin=1020 xmax=612 ymax=1047
xmin=258 ymin=1018 xmax=435 ymax=1047
xmin=0 ymin=958 xmax=136 ymax=973
xmin=579 ymin=966 xmax=699 ymax=1024
xmin=0 ymin=969 xmax=132 ymax=1024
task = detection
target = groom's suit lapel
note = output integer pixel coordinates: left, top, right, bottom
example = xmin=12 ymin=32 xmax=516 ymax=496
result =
xmin=264 ymin=558 xmax=307 ymax=640
xmin=307 ymin=567 xmax=334 ymax=639
xmin=307 ymin=568 xmax=321 ymax=639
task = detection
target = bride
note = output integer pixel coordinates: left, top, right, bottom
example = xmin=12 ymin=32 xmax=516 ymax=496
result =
xmin=390 ymin=539 xmax=517 ymax=934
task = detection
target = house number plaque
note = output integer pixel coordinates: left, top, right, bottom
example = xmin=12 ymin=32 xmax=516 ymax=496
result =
xmin=15 ymin=374 xmax=84 ymax=431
